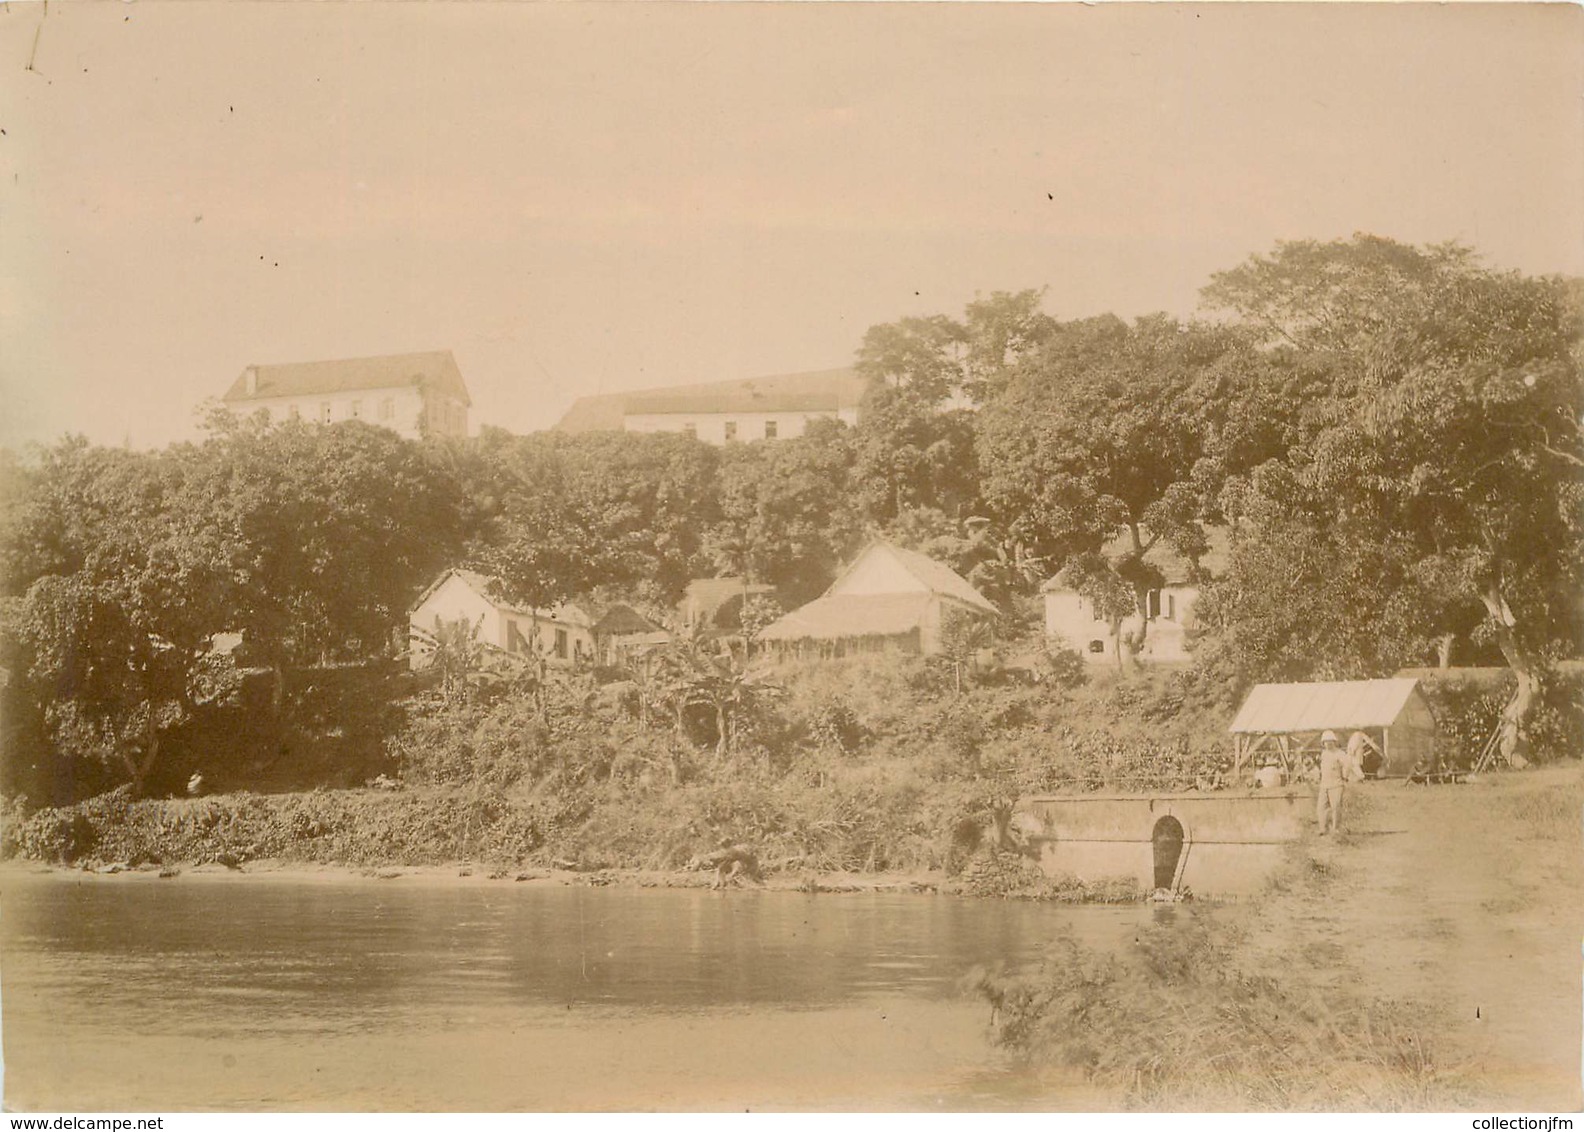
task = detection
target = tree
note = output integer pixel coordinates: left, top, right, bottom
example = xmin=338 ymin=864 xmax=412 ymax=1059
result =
xmin=1201 ymin=233 xmax=1480 ymax=356
xmin=851 ymin=291 xmax=1055 ymax=524
xmin=1201 ymin=236 xmax=1584 ymax=757
xmin=1055 ymin=552 xmax=1143 ymax=671
xmin=961 ymin=289 xmax=1061 ymax=402
xmin=5 ymin=440 xmax=240 ymax=794
xmin=937 ymin=606 xmax=994 ymax=693
xmin=181 ymin=410 xmax=469 ymax=692
xmin=705 ymin=421 xmax=864 ymax=604
xmin=650 ymin=634 xmax=782 ymax=756
xmin=976 ymin=315 xmax=1283 ymax=651
xmin=466 ymin=429 xmax=720 ymax=608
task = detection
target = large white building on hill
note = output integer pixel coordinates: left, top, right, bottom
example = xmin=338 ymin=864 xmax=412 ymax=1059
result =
xmin=556 ymin=368 xmax=865 ymax=444
xmin=222 ymin=350 xmax=471 ymax=441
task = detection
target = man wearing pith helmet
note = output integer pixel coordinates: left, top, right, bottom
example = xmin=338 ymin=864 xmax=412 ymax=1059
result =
xmin=1315 ymin=729 xmax=1361 ymax=835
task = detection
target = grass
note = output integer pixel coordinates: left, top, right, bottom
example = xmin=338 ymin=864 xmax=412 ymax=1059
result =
xmin=972 ymin=843 xmax=1472 ymax=1110
xmin=1497 ymin=775 xmax=1584 ymax=841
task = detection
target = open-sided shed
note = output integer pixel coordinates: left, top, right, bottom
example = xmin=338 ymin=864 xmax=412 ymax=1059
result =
xmin=1229 ymin=678 xmax=1437 ymax=779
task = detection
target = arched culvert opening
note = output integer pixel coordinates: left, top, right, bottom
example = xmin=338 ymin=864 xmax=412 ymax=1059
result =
xmin=1151 ymin=816 xmax=1186 ymax=891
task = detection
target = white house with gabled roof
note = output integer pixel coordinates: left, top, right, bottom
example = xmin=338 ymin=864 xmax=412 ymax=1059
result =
xmin=409 ymin=569 xmax=594 ymax=671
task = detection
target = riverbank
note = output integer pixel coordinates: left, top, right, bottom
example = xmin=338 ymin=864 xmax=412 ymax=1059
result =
xmin=979 ymin=763 xmax=1583 ymax=1110
xmin=0 ymin=777 xmax=1142 ymax=901
xmin=4 ymin=765 xmax=1577 ymax=1111
xmin=2 ymin=854 xmax=953 ymax=895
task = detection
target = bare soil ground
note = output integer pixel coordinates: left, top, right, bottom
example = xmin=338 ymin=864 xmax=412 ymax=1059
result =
xmin=1240 ymin=764 xmax=1582 ymax=1110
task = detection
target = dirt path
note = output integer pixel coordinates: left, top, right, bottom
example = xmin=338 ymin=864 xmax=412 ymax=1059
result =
xmin=1243 ymin=766 xmax=1581 ymax=1109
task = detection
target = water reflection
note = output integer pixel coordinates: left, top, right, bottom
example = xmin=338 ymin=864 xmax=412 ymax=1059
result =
xmin=2 ymin=872 xmax=1146 ymax=1109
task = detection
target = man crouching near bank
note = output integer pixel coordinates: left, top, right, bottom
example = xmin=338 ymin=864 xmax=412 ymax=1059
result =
xmin=687 ymin=844 xmax=763 ymax=889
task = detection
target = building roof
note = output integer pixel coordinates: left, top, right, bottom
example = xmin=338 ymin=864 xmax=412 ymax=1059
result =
xmin=223 ymin=350 xmax=471 ymax=407
xmin=757 ymin=592 xmax=938 ymax=642
xmin=1229 ymin=679 xmax=1425 ymax=734
xmin=555 ymin=368 xmax=864 ymax=432
xmin=409 ymin=568 xmax=591 ymax=626
xmin=593 ymin=604 xmax=665 ymax=637
xmin=833 ymin=542 xmax=999 ymax=616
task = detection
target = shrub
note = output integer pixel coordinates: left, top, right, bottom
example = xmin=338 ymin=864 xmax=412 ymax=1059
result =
xmin=976 ymin=912 xmax=1461 ymax=1109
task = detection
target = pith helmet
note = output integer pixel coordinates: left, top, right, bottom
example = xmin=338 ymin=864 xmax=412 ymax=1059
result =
xmin=1321 ymin=730 xmax=1340 ymax=745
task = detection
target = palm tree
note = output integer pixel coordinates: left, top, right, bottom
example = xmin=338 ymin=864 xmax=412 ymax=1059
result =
xmin=651 ymin=633 xmax=782 ymax=755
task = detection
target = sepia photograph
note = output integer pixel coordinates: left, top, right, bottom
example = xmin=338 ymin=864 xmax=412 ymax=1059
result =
xmin=0 ymin=0 xmax=1580 ymax=1116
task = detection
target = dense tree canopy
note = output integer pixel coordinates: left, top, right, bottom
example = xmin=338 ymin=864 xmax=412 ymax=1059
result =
xmin=1200 ymin=235 xmax=1583 ymax=752
xmin=3 ymin=233 xmax=1579 ymax=795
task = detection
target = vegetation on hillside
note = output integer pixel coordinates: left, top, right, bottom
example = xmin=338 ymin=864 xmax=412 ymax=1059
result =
xmin=1 ymin=234 xmax=1580 ymax=809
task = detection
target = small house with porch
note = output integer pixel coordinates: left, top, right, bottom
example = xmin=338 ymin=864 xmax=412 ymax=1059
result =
xmin=1229 ymin=678 xmax=1437 ymax=780
xmin=409 ymin=569 xmax=594 ymax=671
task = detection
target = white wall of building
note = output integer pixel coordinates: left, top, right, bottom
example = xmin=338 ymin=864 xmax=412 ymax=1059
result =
xmin=409 ymin=573 xmax=594 ymax=670
xmin=622 ymin=407 xmax=856 ymax=445
xmin=412 ymin=573 xmax=507 ymax=650
xmin=1045 ymin=584 xmax=1201 ymax=664
xmin=231 ymin=386 xmax=467 ymax=440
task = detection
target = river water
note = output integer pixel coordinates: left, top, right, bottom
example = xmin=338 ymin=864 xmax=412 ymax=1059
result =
xmin=1 ymin=870 xmax=1148 ymax=1111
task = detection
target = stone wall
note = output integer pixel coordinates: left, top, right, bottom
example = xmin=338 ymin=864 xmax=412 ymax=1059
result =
xmin=1016 ymin=790 xmax=1311 ymax=898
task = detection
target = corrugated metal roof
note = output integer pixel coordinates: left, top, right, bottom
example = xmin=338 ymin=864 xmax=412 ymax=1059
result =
xmin=758 ymin=593 xmax=938 ymax=642
xmin=223 ymin=350 xmax=471 ymax=406
xmin=1229 ymin=679 xmax=1423 ymax=734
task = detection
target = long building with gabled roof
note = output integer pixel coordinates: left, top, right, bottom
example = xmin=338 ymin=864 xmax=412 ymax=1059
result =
xmin=555 ymin=367 xmax=865 ymax=444
xmin=222 ymin=350 xmax=471 ymax=440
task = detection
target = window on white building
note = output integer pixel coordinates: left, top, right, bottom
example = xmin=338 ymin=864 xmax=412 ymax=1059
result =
xmin=1166 ymin=594 xmax=1176 ymax=621
xmin=764 ymin=420 xmax=778 ymax=439
xmin=724 ymin=421 xmax=738 ymax=441
xmin=350 ymin=400 xmax=362 ymax=419
xmin=379 ymin=397 xmax=394 ymax=421
xmin=1147 ymin=590 xmax=1161 ymax=620
xmin=1088 ymin=639 xmax=1106 ymax=653
xmin=555 ymin=628 xmax=568 ymax=659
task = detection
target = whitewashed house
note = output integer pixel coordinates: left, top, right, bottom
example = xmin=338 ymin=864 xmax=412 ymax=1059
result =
xmin=409 ymin=569 xmax=594 ymax=671
xmin=556 ymin=368 xmax=864 ymax=445
xmin=222 ymin=350 xmax=471 ymax=440
xmin=1042 ymin=530 xmax=1227 ymax=665
xmin=758 ymin=542 xmax=998 ymax=657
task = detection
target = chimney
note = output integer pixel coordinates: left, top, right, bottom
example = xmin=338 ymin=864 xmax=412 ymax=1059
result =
xmin=244 ymin=367 xmax=258 ymax=396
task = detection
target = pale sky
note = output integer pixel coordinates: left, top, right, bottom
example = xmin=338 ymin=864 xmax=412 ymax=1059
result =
xmin=2 ymin=2 xmax=1580 ymax=450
